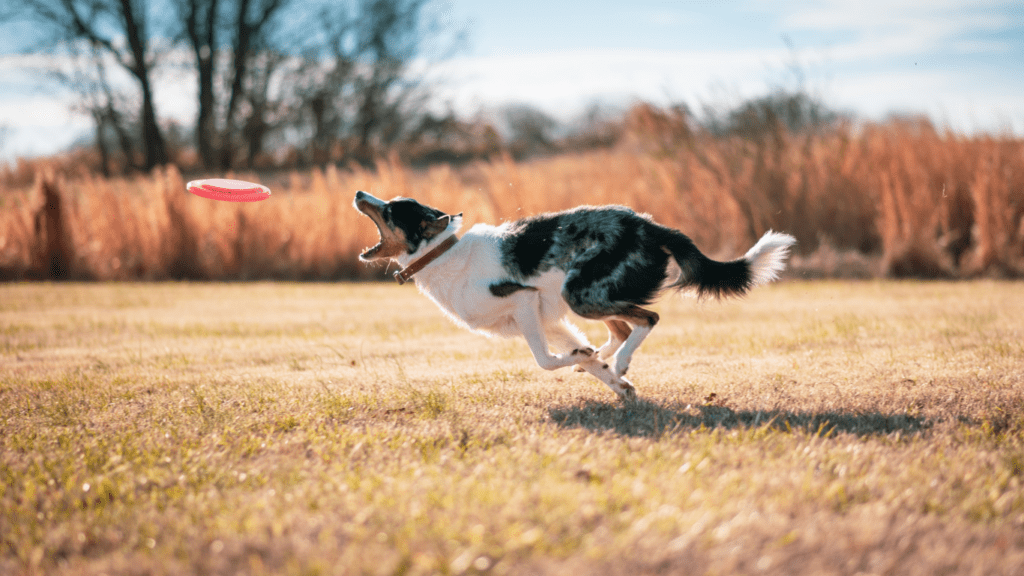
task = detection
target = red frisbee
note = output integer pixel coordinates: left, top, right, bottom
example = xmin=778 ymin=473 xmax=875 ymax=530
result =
xmin=186 ymin=178 xmax=272 ymax=202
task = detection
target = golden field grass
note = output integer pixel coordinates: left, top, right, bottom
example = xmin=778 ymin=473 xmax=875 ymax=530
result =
xmin=2 ymin=280 xmax=1023 ymax=575
xmin=3 ymin=114 xmax=1023 ymax=281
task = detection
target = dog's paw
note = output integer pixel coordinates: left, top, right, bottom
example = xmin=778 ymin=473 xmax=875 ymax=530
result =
xmin=616 ymin=379 xmax=637 ymax=402
xmin=571 ymin=347 xmax=596 ymax=358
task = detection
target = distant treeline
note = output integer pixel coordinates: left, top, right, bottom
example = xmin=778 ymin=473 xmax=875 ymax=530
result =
xmin=4 ymin=0 xmax=478 ymax=175
xmin=8 ymin=0 xmax=842 ymax=177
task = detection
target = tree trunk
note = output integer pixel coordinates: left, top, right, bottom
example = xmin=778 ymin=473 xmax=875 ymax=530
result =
xmin=119 ymin=0 xmax=168 ymax=169
xmin=196 ymin=59 xmax=216 ymax=166
xmin=92 ymin=112 xmax=112 ymax=178
xmin=108 ymin=106 xmax=138 ymax=170
xmin=219 ymin=0 xmax=252 ymax=170
xmin=219 ymin=0 xmax=286 ymax=170
xmin=138 ymin=75 xmax=168 ymax=169
xmin=185 ymin=0 xmax=219 ymax=168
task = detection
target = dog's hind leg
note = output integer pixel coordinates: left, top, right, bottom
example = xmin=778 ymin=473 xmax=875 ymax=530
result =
xmin=597 ymin=319 xmax=632 ymax=360
xmin=607 ymin=305 xmax=659 ymax=377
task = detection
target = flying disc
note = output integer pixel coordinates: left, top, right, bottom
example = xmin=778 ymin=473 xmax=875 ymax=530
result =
xmin=186 ymin=178 xmax=271 ymax=202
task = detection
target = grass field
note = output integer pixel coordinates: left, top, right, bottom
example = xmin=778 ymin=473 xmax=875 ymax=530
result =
xmin=2 ymin=280 xmax=1024 ymax=575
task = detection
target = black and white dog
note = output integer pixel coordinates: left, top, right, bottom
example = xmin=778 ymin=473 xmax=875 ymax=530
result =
xmin=354 ymin=191 xmax=795 ymax=400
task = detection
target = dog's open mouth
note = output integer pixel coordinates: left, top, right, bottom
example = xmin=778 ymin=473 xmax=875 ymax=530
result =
xmin=353 ymin=192 xmax=391 ymax=261
xmin=360 ymin=232 xmax=384 ymax=260
xmin=355 ymin=210 xmax=385 ymax=260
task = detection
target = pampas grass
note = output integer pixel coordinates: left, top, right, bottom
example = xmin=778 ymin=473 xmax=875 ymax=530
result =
xmin=2 ymin=113 xmax=1022 ymax=280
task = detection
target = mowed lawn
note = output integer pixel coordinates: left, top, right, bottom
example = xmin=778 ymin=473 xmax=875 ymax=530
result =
xmin=2 ymin=280 xmax=1023 ymax=575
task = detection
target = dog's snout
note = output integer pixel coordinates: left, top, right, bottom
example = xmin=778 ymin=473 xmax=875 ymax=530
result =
xmin=354 ymin=190 xmax=386 ymax=210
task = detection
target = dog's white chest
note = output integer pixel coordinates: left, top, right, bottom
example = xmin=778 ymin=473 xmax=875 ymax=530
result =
xmin=412 ymin=228 xmax=524 ymax=336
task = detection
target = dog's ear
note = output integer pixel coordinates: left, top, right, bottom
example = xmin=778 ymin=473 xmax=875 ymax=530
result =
xmin=422 ymin=214 xmax=452 ymax=238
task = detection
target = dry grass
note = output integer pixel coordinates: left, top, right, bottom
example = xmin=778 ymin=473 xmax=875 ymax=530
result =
xmin=2 ymin=280 xmax=1024 ymax=575
xmin=3 ymin=114 xmax=1023 ymax=281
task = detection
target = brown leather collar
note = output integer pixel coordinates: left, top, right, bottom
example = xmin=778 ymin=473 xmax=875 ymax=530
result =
xmin=393 ymin=234 xmax=459 ymax=285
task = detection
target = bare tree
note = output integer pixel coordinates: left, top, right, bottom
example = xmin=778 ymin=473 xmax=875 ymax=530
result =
xmin=219 ymin=0 xmax=288 ymax=168
xmin=178 ymin=0 xmax=220 ymax=166
xmin=8 ymin=0 xmax=170 ymax=169
xmin=353 ymin=0 xmax=424 ymax=155
xmin=2 ymin=0 xmax=462 ymax=170
xmin=286 ymin=0 xmax=463 ymax=164
xmin=237 ymin=51 xmax=287 ymax=166
xmin=174 ymin=0 xmax=289 ymax=169
xmin=48 ymin=45 xmax=140 ymax=175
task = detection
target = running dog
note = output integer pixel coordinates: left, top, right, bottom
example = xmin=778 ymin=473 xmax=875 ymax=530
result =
xmin=353 ymin=191 xmax=795 ymax=400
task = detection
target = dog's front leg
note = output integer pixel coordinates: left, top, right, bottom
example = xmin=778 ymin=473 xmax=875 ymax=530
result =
xmin=552 ymin=321 xmax=638 ymax=400
xmin=576 ymin=361 xmax=637 ymax=401
xmin=512 ymin=297 xmax=637 ymax=401
xmin=512 ymin=295 xmax=592 ymax=371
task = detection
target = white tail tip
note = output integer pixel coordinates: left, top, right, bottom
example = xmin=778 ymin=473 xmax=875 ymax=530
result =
xmin=743 ymin=230 xmax=796 ymax=286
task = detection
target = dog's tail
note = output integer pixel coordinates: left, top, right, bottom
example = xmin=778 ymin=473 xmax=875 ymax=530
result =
xmin=659 ymin=227 xmax=796 ymax=299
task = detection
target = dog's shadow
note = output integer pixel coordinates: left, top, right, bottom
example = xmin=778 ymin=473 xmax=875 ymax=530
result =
xmin=548 ymin=398 xmax=930 ymax=438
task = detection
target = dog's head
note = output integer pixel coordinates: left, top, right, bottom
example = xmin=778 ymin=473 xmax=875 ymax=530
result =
xmin=353 ymin=191 xmax=460 ymax=262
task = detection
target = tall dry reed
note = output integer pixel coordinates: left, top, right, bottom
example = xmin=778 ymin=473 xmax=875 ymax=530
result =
xmin=1 ymin=113 xmax=1022 ymax=280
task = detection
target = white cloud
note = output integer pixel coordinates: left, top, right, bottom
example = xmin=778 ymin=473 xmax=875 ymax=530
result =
xmin=428 ymin=32 xmax=1022 ymax=136
xmin=772 ymin=0 xmax=1010 ymax=31
xmin=830 ymin=67 xmax=1024 ymax=133
xmin=1 ymin=123 xmax=92 ymax=161
xmin=0 ymin=96 xmax=77 ymax=127
xmin=766 ymin=0 xmax=1015 ymax=61
xmin=641 ymin=9 xmax=692 ymax=27
xmin=432 ymin=47 xmax=789 ymax=119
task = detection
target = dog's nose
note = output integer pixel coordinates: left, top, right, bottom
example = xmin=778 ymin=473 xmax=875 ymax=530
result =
xmin=354 ymin=191 xmax=386 ymax=208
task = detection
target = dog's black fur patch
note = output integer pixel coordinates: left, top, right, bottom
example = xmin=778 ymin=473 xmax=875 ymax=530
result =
xmin=385 ymin=198 xmax=448 ymax=252
xmin=488 ymin=281 xmax=538 ymax=297
xmin=502 ymin=214 xmax=563 ymax=277
xmin=565 ymin=218 xmax=652 ymax=300
xmin=499 ymin=206 xmax=680 ymax=317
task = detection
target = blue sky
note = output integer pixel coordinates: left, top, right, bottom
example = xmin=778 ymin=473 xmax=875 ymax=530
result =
xmin=2 ymin=0 xmax=1022 ymax=161
xmin=438 ymin=0 xmax=1024 ymax=123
